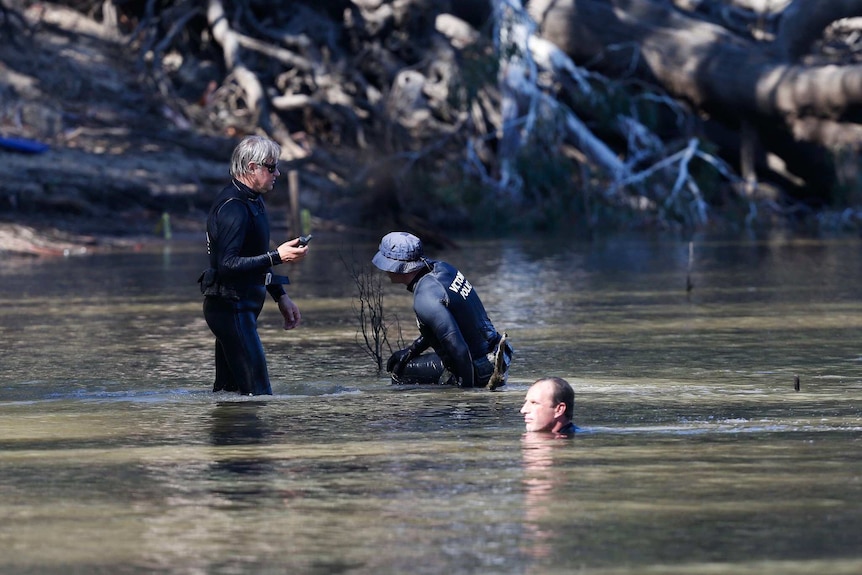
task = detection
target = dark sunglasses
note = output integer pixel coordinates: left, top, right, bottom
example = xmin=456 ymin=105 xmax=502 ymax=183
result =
xmin=261 ymin=162 xmax=278 ymax=173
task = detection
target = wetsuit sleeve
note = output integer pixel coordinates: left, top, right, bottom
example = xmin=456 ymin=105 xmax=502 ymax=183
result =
xmin=214 ymin=199 xmax=276 ymax=278
xmin=413 ymin=281 xmax=475 ymax=387
xmin=267 ymin=283 xmax=286 ymax=302
xmin=408 ymin=334 xmax=430 ymax=355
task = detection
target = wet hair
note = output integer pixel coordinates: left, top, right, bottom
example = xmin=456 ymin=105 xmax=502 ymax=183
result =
xmin=229 ymin=135 xmax=281 ymax=178
xmin=535 ymin=376 xmax=575 ymax=420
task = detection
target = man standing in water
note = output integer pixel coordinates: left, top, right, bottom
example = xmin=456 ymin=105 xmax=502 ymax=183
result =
xmin=198 ymin=135 xmax=308 ymax=396
xmin=371 ymin=231 xmax=512 ymax=389
xmin=520 ymin=377 xmax=578 ymax=435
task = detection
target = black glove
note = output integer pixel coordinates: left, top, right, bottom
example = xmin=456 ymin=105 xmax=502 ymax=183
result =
xmin=387 ymin=336 xmax=427 ymax=376
xmin=386 ymin=348 xmax=414 ymax=376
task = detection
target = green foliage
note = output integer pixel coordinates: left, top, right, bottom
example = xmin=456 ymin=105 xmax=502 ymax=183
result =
xmin=632 ymin=97 xmax=661 ymax=134
xmin=451 ymin=42 xmax=498 ymax=107
xmin=828 ymin=146 xmax=862 ymax=207
xmin=300 ymin=208 xmax=312 ymax=236
xmin=440 ymin=145 xmax=588 ymax=233
xmin=514 ymin=147 xmax=580 ymax=222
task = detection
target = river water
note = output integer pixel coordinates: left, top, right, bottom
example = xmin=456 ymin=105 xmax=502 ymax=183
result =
xmin=1 ymin=232 xmax=860 ymax=574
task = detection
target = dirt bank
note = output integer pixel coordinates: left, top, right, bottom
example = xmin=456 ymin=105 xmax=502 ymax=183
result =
xmin=0 ymin=3 xmax=246 ymax=255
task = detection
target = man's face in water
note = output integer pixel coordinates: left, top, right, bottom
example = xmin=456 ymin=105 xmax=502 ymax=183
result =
xmin=520 ymin=380 xmax=565 ymax=432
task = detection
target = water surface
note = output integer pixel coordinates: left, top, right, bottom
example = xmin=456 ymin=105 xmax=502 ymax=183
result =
xmin=1 ymin=233 xmax=860 ymax=574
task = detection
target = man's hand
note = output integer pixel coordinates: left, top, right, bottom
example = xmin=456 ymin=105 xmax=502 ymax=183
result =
xmin=277 ymin=294 xmax=301 ymax=330
xmin=386 ymin=348 xmax=413 ymax=376
xmin=276 ymin=238 xmax=309 ymax=264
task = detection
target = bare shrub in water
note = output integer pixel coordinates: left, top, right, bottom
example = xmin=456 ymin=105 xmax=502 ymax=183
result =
xmin=342 ymin=254 xmax=403 ymax=373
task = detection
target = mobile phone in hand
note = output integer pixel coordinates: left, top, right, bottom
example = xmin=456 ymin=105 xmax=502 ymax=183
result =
xmin=297 ymin=234 xmax=313 ymax=247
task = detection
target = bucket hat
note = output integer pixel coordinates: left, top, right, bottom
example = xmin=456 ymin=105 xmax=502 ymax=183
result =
xmin=372 ymin=231 xmax=427 ymax=273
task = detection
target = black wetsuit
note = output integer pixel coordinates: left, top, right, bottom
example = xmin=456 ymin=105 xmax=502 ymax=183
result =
xmin=398 ymin=260 xmax=505 ymax=387
xmin=200 ymin=180 xmax=286 ymax=395
xmin=556 ymin=422 xmax=579 ymax=435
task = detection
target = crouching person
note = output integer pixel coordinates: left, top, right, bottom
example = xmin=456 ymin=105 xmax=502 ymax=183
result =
xmin=371 ymin=231 xmax=512 ymax=389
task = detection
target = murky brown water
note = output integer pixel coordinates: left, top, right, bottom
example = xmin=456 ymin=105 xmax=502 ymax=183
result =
xmin=1 ymin=232 xmax=861 ymax=574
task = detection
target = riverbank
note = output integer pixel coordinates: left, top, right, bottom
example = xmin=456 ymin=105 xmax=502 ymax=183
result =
xmin=5 ymin=2 xmax=862 ymax=260
xmin=0 ymin=2 xmax=241 ymax=257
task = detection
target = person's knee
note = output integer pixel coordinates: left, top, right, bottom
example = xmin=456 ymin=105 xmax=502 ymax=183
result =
xmin=391 ymin=354 xmax=444 ymax=384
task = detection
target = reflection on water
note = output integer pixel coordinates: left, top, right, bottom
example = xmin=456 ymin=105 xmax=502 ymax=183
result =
xmin=210 ymin=401 xmax=272 ymax=446
xmin=1 ymin=233 xmax=862 ymax=574
xmin=519 ymin=432 xmax=573 ymax=571
xmin=207 ymin=402 xmax=277 ymax=500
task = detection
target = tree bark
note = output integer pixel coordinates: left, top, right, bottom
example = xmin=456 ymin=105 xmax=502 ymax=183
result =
xmin=526 ymin=0 xmax=862 ymax=194
xmin=775 ymin=0 xmax=862 ymax=60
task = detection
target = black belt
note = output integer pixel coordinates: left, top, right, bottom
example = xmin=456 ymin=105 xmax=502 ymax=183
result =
xmin=219 ymin=272 xmax=290 ymax=288
xmin=263 ymin=272 xmax=290 ymax=286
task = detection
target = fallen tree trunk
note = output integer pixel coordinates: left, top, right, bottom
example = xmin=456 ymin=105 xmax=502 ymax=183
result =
xmin=525 ymin=0 xmax=862 ymax=199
